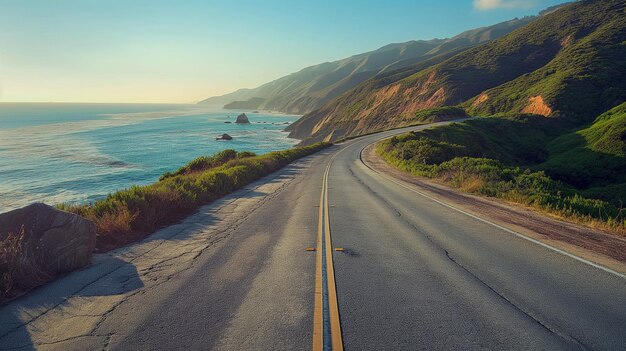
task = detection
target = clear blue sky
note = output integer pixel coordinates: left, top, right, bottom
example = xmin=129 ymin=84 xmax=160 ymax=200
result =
xmin=0 ymin=0 xmax=566 ymax=103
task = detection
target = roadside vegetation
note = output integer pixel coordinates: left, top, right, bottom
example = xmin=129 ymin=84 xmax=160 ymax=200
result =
xmin=540 ymin=103 xmax=626 ymax=202
xmin=1 ymin=143 xmax=330 ymax=302
xmin=58 ymin=142 xmax=331 ymax=252
xmin=377 ymin=105 xmax=626 ymax=235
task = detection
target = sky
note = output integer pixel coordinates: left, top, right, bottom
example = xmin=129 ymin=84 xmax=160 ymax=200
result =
xmin=0 ymin=0 xmax=566 ymax=103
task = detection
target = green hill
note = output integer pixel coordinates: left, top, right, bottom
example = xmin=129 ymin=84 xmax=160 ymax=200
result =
xmin=199 ymin=17 xmax=536 ymax=114
xmin=289 ymin=0 xmax=626 ymax=144
xmin=467 ymin=1 xmax=626 ymax=122
xmin=376 ymin=103 xmax=626 ymax=233
xmin=540 ymin=102 xmax=626 ymax=201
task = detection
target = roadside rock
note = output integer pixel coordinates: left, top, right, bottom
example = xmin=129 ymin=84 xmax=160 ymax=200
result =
xmin=216 ymin=133 xmax=233 ymax=140
xmin=235 ymin=113 xmax=250 ymax=124
xmin=0 ymin=203 xmax=96 ymax=275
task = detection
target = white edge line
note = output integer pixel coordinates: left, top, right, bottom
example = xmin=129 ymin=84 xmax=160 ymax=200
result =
xmin=351 ymin=129 xmax=626 ymax=281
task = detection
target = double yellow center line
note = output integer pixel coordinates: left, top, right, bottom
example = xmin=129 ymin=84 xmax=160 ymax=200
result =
xmin=312 ymin=156 xmax=344 ymax=351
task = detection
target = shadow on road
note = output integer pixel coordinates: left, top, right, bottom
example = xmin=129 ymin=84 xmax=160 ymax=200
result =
xmin=0 ymin=151 xmax=332 ymax=350
xmin=0 ymin=257 xmax=143 ymax=350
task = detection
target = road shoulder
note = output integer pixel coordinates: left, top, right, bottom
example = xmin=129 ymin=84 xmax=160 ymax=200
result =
xmin=362 ymin=143 xmax=626 ymax=275
xmin=0 ymin=154 xmax=321 ymax=350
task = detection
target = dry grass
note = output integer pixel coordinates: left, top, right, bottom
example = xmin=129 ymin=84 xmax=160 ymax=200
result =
xmin=0 ymin=226 xmax=52 ymax=302
xmin=87 ymin=207 xmax=139 ymax=250
xmin=509 ymin=197 xmax=626 ymax=236
xmin=458 ymin=176 xmax=487 ymax=193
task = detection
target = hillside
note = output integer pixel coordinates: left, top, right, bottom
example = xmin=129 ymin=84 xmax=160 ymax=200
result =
xmin=289 ymin=0 xmax=626 ymax=144
xmin=199 ymin=17 xmax=535 ymax=114
xmin=541 ymin=102 xmax=626 ymax=201
xmin=466 ymin=1 xmax=626 ymax=122
xmin=375 ymin=102 xmax=626 ymax=234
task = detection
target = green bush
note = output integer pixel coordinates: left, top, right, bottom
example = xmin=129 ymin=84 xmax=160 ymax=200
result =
xmin=159 ymin=149 xmax=240 ymax=180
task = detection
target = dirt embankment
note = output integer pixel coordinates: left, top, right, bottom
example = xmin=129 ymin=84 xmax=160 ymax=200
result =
xmin=471 ymin=93 xmax=489 ymax=108
xmin=522 ymin=96 xmax=553 ymax=116
xmin=362 ymin=143 xmax=626 ymax=274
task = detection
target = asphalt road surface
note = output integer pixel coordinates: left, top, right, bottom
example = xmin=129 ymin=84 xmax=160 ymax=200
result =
xmin=1 ymin=122 xmax=625 ymax=350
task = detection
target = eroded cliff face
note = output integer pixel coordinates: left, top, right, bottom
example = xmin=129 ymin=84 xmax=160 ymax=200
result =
xmin=522 ymin=96 xmax=553 ymax=116
xmin=286 ymin=31 xmax=563 ymax=144
xmin=286 ymin=69 xmax=457 ymax=144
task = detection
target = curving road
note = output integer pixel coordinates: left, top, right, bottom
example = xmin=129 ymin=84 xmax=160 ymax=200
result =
xmin=1 ymin=122 xmax=625 ymax=350
xmin=323 ymin=125 xmax=626 ymax=350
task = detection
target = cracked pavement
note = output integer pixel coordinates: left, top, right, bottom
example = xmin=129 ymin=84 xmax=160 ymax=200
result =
xmin=0 ymin=151 xmax=331 ymax=351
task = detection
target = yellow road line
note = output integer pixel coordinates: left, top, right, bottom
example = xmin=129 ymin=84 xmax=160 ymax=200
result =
xmin=324 ymin=160 xmax=344 ymax=351
xmin=313 ymin=152 xmax=344 ymax=351
xmin=312 ymin=171 xmax=324 ymax=350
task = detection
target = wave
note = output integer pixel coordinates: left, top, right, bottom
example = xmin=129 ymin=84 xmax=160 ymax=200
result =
xmin=0 ymin=106 xmax=210 ymax=168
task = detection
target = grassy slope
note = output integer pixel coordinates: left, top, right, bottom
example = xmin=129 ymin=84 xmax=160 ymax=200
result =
xmin=59 ymin=143 xmax=330 ymax=252
xmin=467 ymin=1 xmax=626 ymax=121
xmin=385 ymin=115 xmax=558 ymax=165
xmin=291 ymin=0 xmax=625 ymax=144
xmin=540 ymin=102 xmax=626 ymax=201
xmin=376 ymin=104 xmax=626 ymax=234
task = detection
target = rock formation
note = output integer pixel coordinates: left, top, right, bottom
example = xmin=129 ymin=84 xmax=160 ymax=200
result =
xmin=0 ymin=203 xmax=96 ymax=276
xmin=216 ymin=133 xmax=233 ymax=140
xmin=235 ymin=113 xmax=250 ymax=124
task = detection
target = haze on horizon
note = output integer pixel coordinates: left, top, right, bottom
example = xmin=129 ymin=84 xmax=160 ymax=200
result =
xmin=0 ymin=0 xmax=565 ymax=104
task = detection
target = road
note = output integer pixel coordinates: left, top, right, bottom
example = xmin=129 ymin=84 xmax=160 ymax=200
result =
xmin=1 ymin=122 xmax=625 ymax=350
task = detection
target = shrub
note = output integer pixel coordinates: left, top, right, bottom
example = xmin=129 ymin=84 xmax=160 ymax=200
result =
xmin=160 ymin=149 xmax=240 ymax=180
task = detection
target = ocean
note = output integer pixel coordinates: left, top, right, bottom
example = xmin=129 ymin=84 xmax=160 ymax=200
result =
xmin=0 ymin=103 xmax=300 ymax=213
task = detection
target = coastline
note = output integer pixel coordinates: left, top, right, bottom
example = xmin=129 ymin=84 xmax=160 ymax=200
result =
xmin=0 ymin=104 xmax=302 ymax=213
xmin=1 ymin=142 xmax=330 ymax=303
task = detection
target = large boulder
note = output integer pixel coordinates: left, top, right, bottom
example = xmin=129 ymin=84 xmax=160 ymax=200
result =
xmin=0 ymin=203 xmax=96 ymax=275
xmin=235 ymin=113 xmax=250 ymax=124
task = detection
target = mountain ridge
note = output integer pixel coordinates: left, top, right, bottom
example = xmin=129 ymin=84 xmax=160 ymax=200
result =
xmin=288 ymin=0 xmax=625 ymax=144
xmin=199 ymin=16 xmax=537 ymax=114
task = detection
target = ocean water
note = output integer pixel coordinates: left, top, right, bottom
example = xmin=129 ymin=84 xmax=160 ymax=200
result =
xmin=0 ymin=103 xmax=300 ymax=213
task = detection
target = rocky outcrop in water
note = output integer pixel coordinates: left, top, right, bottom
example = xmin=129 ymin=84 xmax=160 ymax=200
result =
xmin=235 ymin=113 xmax=250 ymax=124
xmin=216 ymin=133 xmax=233 ymax=140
